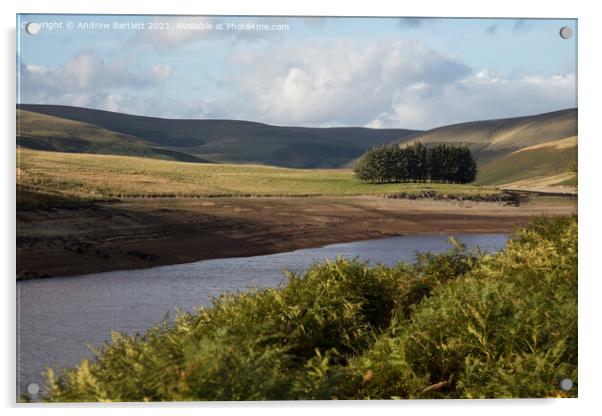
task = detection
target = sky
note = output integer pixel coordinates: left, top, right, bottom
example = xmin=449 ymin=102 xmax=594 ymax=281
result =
xmin=17 ymin=15 xmax=577 ymax=130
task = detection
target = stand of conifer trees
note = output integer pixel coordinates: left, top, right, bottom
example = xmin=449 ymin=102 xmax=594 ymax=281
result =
xmin=354 ymin=142 xmax=477 ymax=184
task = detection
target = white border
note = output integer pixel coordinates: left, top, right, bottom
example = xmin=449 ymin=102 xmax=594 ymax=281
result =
xmin=3 ymin=1 xmax=601 ymax=415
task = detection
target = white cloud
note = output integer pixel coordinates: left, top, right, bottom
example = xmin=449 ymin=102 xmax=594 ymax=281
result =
xmin=218 ymin=39 xmax=471 ymax=126
xmin=151 ymin=63 xmax=173 ymax=82
xmin=19 ymin=51 xmax=173 ymax=106
xmin=197 ymin=39 xmax=575 ymax=129
xmin=18 ymin=38 xmax=576 ymax=129
xmin=104 ymin=94 xmax=125 ymax=112
xmin=369 ymin=72 xmax=576 ymax=129
xmin=23 ymin=52 xmax=141 ymax=93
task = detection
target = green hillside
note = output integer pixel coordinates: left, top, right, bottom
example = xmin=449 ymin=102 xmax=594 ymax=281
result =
xmin=396 ymin=108 xmax=577 ymax=166
xmin=476 ymin=137 xmax=577 ymax=186
xmin=17 ymin=105 xmax=419 ymax=168
xmin=17 ymin=110 xmax=208 ymax=163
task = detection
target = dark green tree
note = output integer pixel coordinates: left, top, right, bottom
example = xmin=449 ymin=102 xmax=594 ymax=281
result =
xmin=354 ymin=142 xmax=477 ymax=184
xmin=454 ymin=146 xmax=478 ymax=183
xmin=353 ymin=146 xmax=381 ymax=183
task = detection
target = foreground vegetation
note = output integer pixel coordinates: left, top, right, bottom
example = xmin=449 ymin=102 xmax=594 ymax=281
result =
xmin=40 ymin=215 xmax=577 ymax=401
xmin=18 ymin=148 xmax=502 ymax=199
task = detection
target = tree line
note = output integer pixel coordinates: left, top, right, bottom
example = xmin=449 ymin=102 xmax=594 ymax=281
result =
xmin=354 ymin=142 xmax=477 ymax=184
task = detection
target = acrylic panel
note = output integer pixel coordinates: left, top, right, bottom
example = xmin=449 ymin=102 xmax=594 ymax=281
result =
xmin=16 ymin=14 xmax=577 ymax=402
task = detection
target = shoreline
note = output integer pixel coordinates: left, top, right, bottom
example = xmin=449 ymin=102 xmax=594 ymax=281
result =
xmin=17 ymin=230 xmax=511 ymax=282
xmin=17 ymin=195 xmax=577 ymax=280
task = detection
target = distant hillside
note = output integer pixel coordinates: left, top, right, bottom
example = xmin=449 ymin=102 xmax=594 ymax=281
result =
xmin=396 ymin=108 xmax=577 ymax=164
xmin=17 ymin=110 xmax=209 ymax=163
xmin=17 ymin=105 xmax=419 ymax=168
xmin=397 ymin=108 xmax=577 ymax=148
xmin=477 ymin=136 xmax=577 ymax=187
xmin=393 ymin=109 xmax=578 ymax=187
xmin=17 ymin=105 xmax=578 ymax=187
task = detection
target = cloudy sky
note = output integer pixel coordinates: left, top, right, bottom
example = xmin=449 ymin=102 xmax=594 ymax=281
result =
xmin=17 ymin=15 xmax=576 ymax=130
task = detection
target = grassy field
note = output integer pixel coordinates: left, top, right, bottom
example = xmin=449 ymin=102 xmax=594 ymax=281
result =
xmin=18 ymin=148 xmax=504 ymax=199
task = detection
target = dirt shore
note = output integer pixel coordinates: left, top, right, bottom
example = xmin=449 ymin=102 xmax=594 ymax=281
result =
xmin=16 ymin=195 xmax=577 ymax=280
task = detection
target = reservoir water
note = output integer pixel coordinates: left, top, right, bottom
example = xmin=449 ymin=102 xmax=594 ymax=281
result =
xmin=16 ymin=233 xmax=508 ymax=396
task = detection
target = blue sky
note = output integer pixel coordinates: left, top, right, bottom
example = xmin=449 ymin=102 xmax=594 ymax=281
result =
xmin=17 ymin=15 xmax=577 ymax=129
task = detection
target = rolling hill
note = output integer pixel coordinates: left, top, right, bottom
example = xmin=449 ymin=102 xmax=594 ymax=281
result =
xmin=16 ymin=105 xmax=578 ymax=188
xmin=395 ymin=108 xmax=578 ymax=187
xmin=477 ymin=136 xmax=577 ymax=185
xmin=17 ymin=110 xmax=209 ymax=163
xmin=396 ymin=108 xmax=576 ymax=157
xmin=17 ymin=105 xmax=418 ymax=168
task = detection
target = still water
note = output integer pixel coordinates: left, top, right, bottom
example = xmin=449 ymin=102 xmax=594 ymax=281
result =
xmin=17 ymin=233 xmax=508 ymax=395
